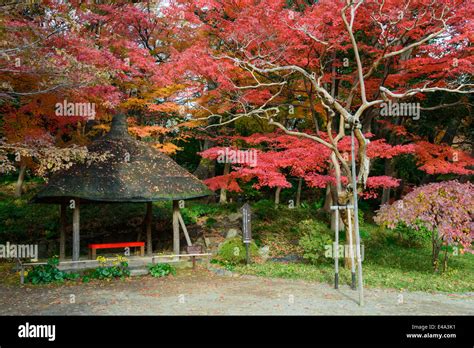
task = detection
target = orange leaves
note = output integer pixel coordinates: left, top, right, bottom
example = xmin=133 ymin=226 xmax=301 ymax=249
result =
xmin=128 ymin=125 xmax=169 ymax=138
xmin=152 ymin=142 xmax=182 ymax=155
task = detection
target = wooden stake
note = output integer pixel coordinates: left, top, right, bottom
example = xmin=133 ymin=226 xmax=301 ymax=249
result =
xmin=59 ymin=202 xmax=67 ymax=260
xmin=177 ymin=212 xmax=192 ymax=246
xmin=72 ymin=200 xmax=80 ymax=262
xmin=146 ymin=202 xmax=153 ymax=256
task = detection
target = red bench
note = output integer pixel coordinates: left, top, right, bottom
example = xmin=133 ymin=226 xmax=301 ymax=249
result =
xmin=88 ymin=242 xmax=145 ymax=259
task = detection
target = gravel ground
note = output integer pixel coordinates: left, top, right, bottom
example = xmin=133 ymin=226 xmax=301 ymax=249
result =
xmin=1 ymin=269 xmax=473 ymax=315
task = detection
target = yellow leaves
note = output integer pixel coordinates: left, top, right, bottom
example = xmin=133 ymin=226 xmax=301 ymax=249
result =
xmin=93 ymin=124 xmax=110 ymax=132
xmin=121 ymin=97 xmax=147 ymax=109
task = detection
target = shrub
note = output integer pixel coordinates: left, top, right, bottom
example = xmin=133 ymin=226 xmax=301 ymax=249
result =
xmin=87 ymin=255 xmax=130 ymax=280
xmin=393 ymin=222 xmax=430 ymax=248
xmin=296 ymin=219 xmax=332 ymax=236
xmin=180 ymin=203 xmax=221 ymax=224
xmin=253 ymin=199 xmax=279 ymax=220
xmin=148 ymin=263 xmax=176 ymax=278
xmin=26 ymin=256 xmax=79 ymax=284
xmin=298 ymin=220 xmax=333 ymax=264
xmin=375 ymin=181 xmax=474 ymax=272
xmin=218 ymin=237 xmax=258 ymax=264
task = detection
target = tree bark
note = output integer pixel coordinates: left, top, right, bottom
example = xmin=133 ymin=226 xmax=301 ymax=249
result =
xmin=274 ymin=187 xmax=282 ymax=206
xmin=193 ymin=139 xmax=215 ymax=179
xmin=219 ymin=162 xmax=231 ymax=204
xmin=15 ymin=163 xmax=26 ymax=197
xmin=296 ymin=178 xmax=302 ymax=207
xmin=381 ymin=158 xmax=396 ymax=205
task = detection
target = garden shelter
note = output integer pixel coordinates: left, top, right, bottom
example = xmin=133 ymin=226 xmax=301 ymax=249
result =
xmin=32 ymin=113 xmax=212 ymax=261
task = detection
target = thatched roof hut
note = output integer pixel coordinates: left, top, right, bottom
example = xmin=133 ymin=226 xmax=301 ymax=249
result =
xmin=33 ymin=114 xmax=212 ymax=260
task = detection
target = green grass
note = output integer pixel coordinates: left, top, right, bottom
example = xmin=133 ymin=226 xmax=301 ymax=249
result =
xmin=235 ymin=243 xmax=474 ymax=293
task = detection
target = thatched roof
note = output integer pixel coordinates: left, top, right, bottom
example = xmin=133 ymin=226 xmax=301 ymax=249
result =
xmin=33 ymin=114 xmax=213 ymax=203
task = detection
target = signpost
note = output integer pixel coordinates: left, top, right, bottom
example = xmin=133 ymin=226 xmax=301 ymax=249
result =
xmin=186 ymin=245 xmax=202 ymax=270
xmin=241 ymin=203 xmax=252 ymax=264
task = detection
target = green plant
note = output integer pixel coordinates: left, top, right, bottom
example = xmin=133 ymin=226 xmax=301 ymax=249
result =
xmin=217 ymin=237 xmax=258 ymax=264
xmin=25 ymin=256 xmax=79 ymax=284
xmin=393 ymin=222 xmax=431 ymax=248
xmin=148 ymin=263 xmax=176 ymax=277
xmin=210 ymin=258 xmax=236 ymax=271
xmin=87 ymin=255 xmax=130 ymax=280
xmin=253 ymin=199 xmax=279 ymax=220
xmin=297 ymin=220 xmax=333 ymax=264
xmin=205 ymin=217 xmax=217 ymax=228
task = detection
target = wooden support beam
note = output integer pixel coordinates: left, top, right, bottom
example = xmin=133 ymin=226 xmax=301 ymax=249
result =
xmin=59 ymin=202 xmax=67 ymax=260
xmin=177 ymin=212 xmax=192 ymax=247
xmin=72 ymin=200 xmax=80 ymax=261
xmin=172 ymin=200 xmax=180 ymax=257
xmin=146 ymin=202 xmax=153 ymax=256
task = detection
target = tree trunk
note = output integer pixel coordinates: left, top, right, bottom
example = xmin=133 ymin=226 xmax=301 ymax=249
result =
xmin=296 ymin=178 xmax=302 ymax=207
xmin=432 ymin=231 xmax=441 ymax=272
xmin=274 ymin=187 xmax=282 ymax=206
xmin=442 ymin=248 xmax=449 ymax=272
xmin=15 ymin=163 xmax=26 ymax=198
xmin=193 ymin=139 xmax=215 ymax=179
xmin=219 ymin=162 xmax=231 ymax=204
xmin=381 ymin=158 xmax=395 ymax=205
xmin=341 ymin=206 xmax=357 ymax=269
xmin=323 ymin=185 xmax=332 ymax=212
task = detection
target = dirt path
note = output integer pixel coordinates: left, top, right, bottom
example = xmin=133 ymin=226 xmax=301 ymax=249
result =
xmin=0 ymin=269 xmax=473 ymax=315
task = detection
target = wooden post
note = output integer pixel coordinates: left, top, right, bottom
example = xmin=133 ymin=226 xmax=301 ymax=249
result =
xmin=59 ymin=202 xmax=67 ymax=260
xmin=146 ymin=202 xmax=153 ymax=256
xmin=72 ymin=200 xmax=80 ymax=261
xmin=172 ymin=200 xmax=180 ymax=257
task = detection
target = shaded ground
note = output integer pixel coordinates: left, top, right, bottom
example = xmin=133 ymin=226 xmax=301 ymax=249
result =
xmin=0 ymin=269 xmax=473 ymax=315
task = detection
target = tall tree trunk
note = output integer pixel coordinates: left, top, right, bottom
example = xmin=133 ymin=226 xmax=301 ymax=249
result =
xmin=193 ymin=139 xmax=215 ymax=179
xmin=381 ymin=158 xmax=396 ymax=205
xmin=296 ymin=178 xmax=302 ymax=207
xmin=219 ymin=162 xmax=231 ymax=204
xmin=15 ymin=163 xmax=26 ymax=198
xmin=323 ymin=185 xmax=332 ymax=212
xmin=274 ymin=187 xmax=282 ymax=206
